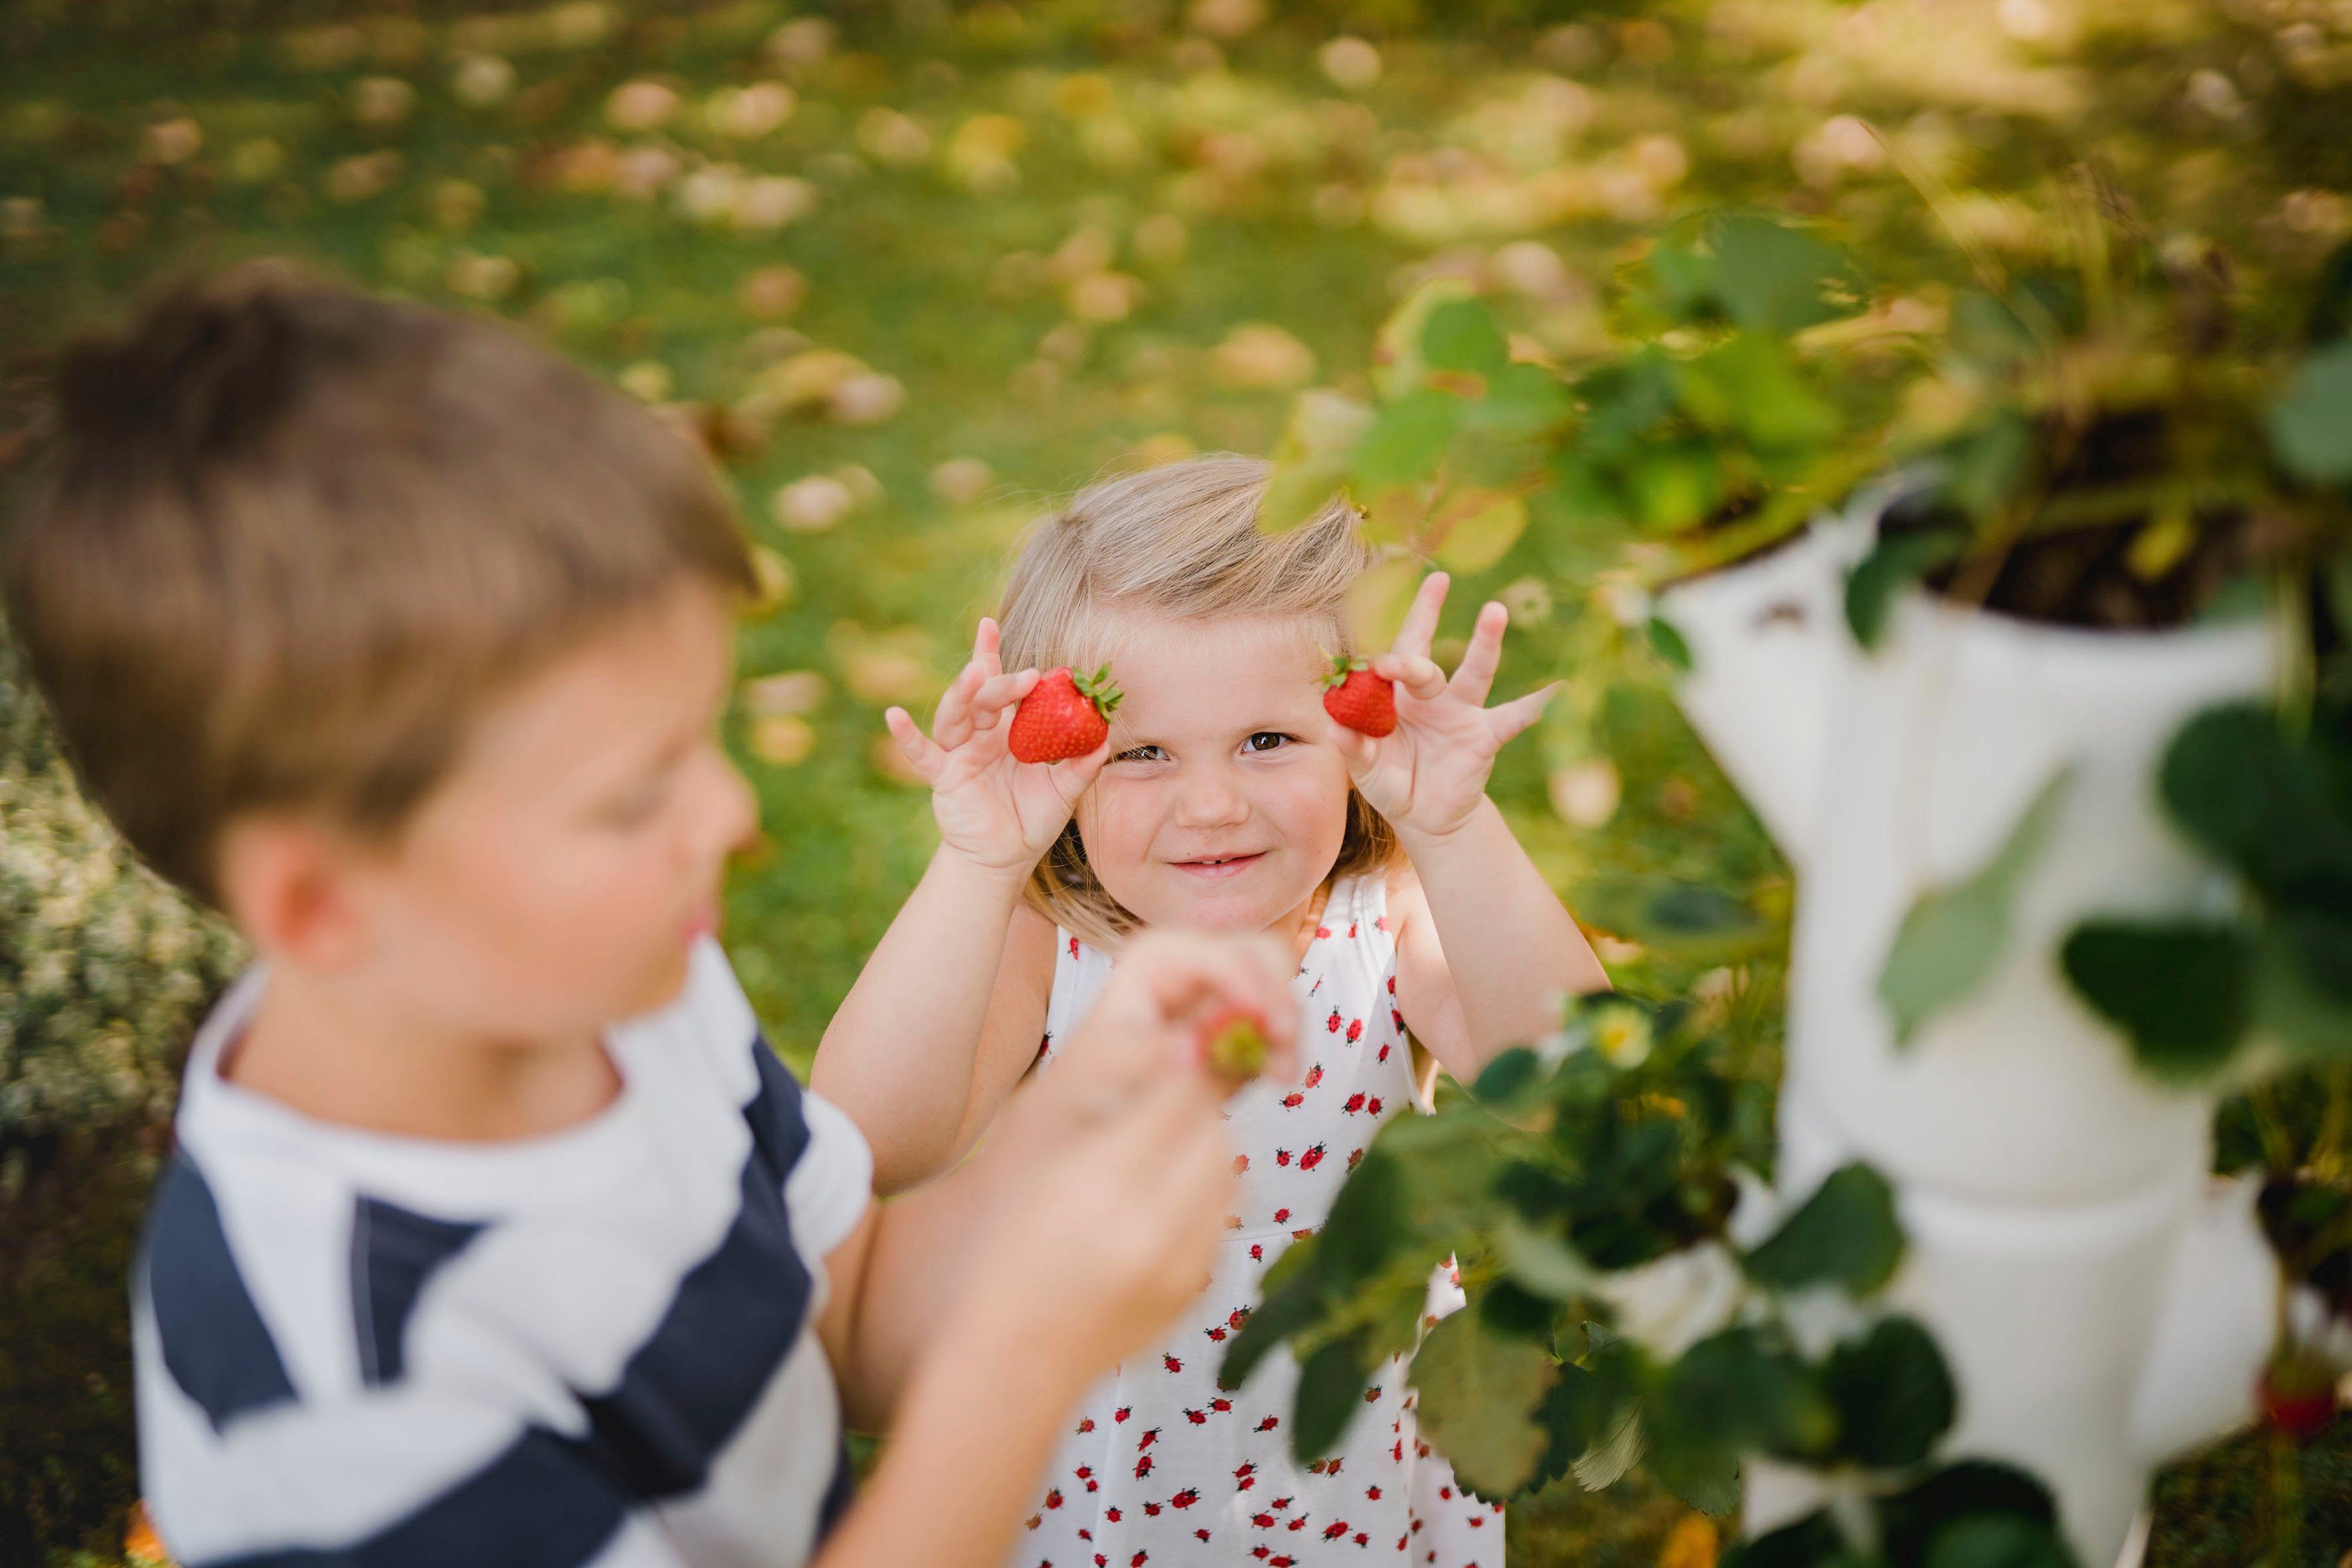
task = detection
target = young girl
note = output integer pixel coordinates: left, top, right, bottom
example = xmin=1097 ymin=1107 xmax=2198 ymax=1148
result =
xmin=813 ymin=455 xmax=1607 ymax=1567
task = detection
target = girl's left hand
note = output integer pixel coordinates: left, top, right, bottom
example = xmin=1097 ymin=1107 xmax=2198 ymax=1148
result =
xmin=1332 ymin=571 xmax=1555 ymax=845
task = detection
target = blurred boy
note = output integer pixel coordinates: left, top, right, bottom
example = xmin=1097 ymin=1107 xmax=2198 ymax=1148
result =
xmin=0 ymin=265 xmax=1294 ymax=1568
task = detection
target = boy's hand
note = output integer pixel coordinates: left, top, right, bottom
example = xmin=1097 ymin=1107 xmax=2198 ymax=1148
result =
xmin=884 ymin=618 xmax=1108 ymax=876
xmin=1331 ymin=571 xmax=1554 ymax=846
xmin=1053 ymin=930 xmax=1301 ymax=1108
xmin=967 ymin=1071 xmax=1236 ymax=1375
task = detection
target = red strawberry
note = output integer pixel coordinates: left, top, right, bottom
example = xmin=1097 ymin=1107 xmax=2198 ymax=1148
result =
xmin=1322 ymin=657 xmax=1397 ymax=737
xmin=2260 ymin=1352 xmax=2339 ymax=1439
xmin=1010 ymin=665 xmax=1121 ymax=763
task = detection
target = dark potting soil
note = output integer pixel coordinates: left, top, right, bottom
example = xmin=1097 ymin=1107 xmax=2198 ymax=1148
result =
xmin=1884 ymin=410 xmax=2288 ymax=632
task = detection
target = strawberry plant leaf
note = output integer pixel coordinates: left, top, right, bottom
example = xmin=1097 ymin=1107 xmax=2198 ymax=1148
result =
xmin=1720 ymin=1512 xmax=1849 ymax=1568
xmin=2269 ymin=337 xmax=2352 ymax=482
xmin=1409 ymin=1306 xmax=1556 ymax=1500
xmin=1844 ymin=528 xmax=1967 ymax=649
xmin=1423 ymin=296 xmax=1510 ymax=378
xmin=1879 ymin=1460 xmax=2061 ymax=1568
xmin=1261 ymin=389 xmax=1375 ymax=535
xmin=1922 ymin=1516 xmax=2077 ymax=1568
xmin=1879 ymin=769 xmax=2073 ymax=1046
xmin=2159 ymin=703 xmax=2352 ymax=903
xmin=1823 ymin=1315 xmax=1954 ymax=1468
xmin=1291 ymin=1334 xmax=1370 ymax=1464
xmin=1705 ymin=212 xmax=1868 ymax=335
xmin=1741 ymin=1162 xmax=1904 ymax=1295
xmin=2059 ymin=919 xmax=2255 ymax=1081
xmin=1350 ymin=387 xmax=1466 ymax=493
xmin=1432 ymin=491 xmax=1526 ymax=572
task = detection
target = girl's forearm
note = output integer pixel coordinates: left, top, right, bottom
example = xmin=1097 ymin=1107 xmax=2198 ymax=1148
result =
xmin=1400 ymin=797 xmax=1608 ymax=1065
xmin=815 ymin=1303 xmax=1087 ymax=1568
xmin=811 ymin=843 xmax=1030 ymax=1191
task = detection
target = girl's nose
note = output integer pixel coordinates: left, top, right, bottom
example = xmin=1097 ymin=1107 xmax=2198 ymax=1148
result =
xmin=1170 ymin=766 xmax=1249 ymax=829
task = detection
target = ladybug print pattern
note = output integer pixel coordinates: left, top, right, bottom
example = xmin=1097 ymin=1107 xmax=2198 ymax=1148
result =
xmin=1019 ymin=872 xmax=1496 ymax=1567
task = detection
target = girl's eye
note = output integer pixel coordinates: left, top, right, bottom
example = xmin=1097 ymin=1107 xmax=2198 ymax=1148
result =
xmin=1116 ymin=744 xmax=1168 ymax=763
xmin=1242 ymin=732 xmax=1291 ymax=754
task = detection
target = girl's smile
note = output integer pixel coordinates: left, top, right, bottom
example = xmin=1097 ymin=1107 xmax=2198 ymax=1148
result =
xmin=1075 ymin=612 xmax=1352 ymax=935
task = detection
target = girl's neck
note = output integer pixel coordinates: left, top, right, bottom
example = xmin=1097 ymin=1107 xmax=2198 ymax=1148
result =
xmin=1278 ymin=878 xmax=1333 ymax=965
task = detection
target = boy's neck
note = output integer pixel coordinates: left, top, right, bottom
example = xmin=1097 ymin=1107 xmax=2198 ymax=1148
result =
xmin=222 ymin=968 xmax=623 ymax=1142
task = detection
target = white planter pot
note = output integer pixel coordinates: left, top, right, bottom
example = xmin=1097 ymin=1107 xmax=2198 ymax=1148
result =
xmin=1656 ymin=493 xmax=2280 ymax=1565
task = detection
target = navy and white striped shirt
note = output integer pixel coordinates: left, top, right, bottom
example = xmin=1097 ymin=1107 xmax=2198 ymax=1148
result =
xmin=133 ymin=938 xmax=874 ymax=1568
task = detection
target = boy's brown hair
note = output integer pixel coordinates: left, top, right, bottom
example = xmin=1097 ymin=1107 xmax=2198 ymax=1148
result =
xmin=0 ymin=262 xmax=755 ymax=907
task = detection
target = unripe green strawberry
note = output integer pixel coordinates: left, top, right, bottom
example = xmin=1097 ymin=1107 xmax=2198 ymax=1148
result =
xmin=1322 ymin=655 xmax=1397 ymax=737
xmin=1009 ymin=665 xmax=1121 ymax=763
xmin=1200 ymin=1006 xmax=1272 ymax=1083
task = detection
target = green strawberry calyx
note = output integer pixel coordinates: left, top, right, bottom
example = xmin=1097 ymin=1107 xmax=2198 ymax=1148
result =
xmin=1322 ymin=653 xmax=1374 ymax=691
xmin=1071 ymin=663 xmax=1123 ymax=719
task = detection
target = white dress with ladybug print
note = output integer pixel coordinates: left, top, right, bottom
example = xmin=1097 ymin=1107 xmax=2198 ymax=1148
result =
xmin=1014 ymin=871 xmax=1503 ymax=1568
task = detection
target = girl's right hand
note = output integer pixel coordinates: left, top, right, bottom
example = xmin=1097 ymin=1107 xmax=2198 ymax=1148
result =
xmin=884 ymin=618 xmax=1109 ymax=875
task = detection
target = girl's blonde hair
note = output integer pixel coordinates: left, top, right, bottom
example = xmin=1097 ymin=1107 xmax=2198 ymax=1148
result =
xmin=998 ymin=453 xmax=1400 ymax=948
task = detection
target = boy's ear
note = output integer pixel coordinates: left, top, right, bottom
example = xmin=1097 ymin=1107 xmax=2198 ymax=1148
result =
xmin=214 ymin=816 xmax=374 ymax=971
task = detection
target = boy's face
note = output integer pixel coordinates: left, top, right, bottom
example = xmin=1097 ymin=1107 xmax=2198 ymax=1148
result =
xmin=348 ymin=580 xmax=755 ymax=1045
xmin=1076 ymin=613 xmax=1352 ymax=936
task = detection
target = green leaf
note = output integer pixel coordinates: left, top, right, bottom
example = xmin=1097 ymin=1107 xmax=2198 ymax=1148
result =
xmin=1742 ymin=1163 xmax=1905 ymax=1295
xmin=1573 ymin=876 xmax=1771 ymax=963
xmin=1376 ymin=278 xmax=1476 ymax=399
xmin=1722 ymin=1513 xmax=1853 ymax=1568
xmin=2252 ymin=931 xmax=2352 ymax=1063
xmin=1879 ymin=770 xmax=2073 ymax=1046
xmin=1423 ymin=297 xmax=1510 ymax=378
xmin=1292 ymin=1334 xmax=1370 ymax=1464
xmin=1496 ymin=1214 xmax=1599 ymax=1300
xmin=1651 ymin=1326 xmax=1837 ymax=1461
xmin=1845 ymin=530 xmax=1966 ymax=649
xmin=1470 ymin=361 xmax=1574 ymax=439
xmin=1823 ymin=1316 xmax=1956 ymax=1469
xmin=1410 ymin=1306 xmax=1557 ymax=1499
xmin=2159 ymin=704 xmax=2352 ymax=900
xmin=1219 ymin=1266 xmax=1320 ymax=1391
xmin=1351 ymin=388 xmax=1466 ymax=493
xmin=1260 ymin=390 xmax=1375 ymax=534
xmin=2059 ymin=919 xmax=2255 ymax=1081
xmin=1433 ymin=492 xmax=1527 ymax=573
xmin=1646 ymin=614 xmax=1693 ymax=672
xmin=2270 ymin=338 xmax=2352 ymax=483
xmin=1528 ymin=1358 xmax=1616 ymax=1492
xmin=1473 ymin=1046 xmax=1541 ymax=1105
xmin=1922 ymin=1517 xmax=2077 ymax=1568
xmin=1648 ymin=1437 xmax=1743 ymax=1516
xmin=1879 ymin=1461 xmax=2061 ymax=1568
xmin=1943 ymin=411 xmax=2033 ymax=521
xmin=1628 ymin=443 xmax=1723 ymax=533
xmin=1707 ymin=213 xmax=1868 ymax=335
xmin=1319 ymin=1147 xmax=1403 ymax=1287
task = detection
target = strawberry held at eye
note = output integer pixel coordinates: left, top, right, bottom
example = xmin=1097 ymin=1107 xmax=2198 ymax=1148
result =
xmin=1008 ymin=664 xmax=1121 ymax=763
xmin=1321 ymin=655 xmax=1396 ymax=737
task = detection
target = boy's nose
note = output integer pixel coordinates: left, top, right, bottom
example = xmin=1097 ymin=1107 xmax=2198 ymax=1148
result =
xmin=696 ymin=747 xmax=761 ymax=862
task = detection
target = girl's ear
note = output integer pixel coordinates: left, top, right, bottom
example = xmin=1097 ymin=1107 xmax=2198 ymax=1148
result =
xmin=214 ymin=815 xmax=374 ymax=971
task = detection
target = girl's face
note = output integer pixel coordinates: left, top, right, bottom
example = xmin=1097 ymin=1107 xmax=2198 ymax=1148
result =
xmin=1075 ymin=611 xmax=1353 ymax=936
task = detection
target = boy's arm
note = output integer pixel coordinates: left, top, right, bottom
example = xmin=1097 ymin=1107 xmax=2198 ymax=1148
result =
xmin=1391 ymin=803 xmax=1608 ymax=1080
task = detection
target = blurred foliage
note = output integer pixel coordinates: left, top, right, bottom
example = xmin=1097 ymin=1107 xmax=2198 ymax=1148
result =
xmin=7 ymin=0 xmax=2352 ymax=1560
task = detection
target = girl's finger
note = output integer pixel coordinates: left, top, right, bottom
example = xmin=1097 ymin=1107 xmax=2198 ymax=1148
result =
xmin=1487 ymin=682 xmax=1559 ymax=746
xmin=931 ymin=659 xmax=987 ymax=749
xmin=969 ymin=667 xmax=1040 ymax=720
xmin=884 ymin=706 xmax=948 ymax=783
xmin=1449 ymin=601 xmax=1508 ymax=706
xmin=1390 ymin=571 xmax=1450 ymax=662
xmin=1046 ymin=738 xmax=1113 ymax=803
xmin=975 ymin=616 xmax=1004 ymax=680
xmin=1373 ymin=652 xmax=1449 ymax=702
xmin=1326 ymin=717 xmax=1379 ymax=777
